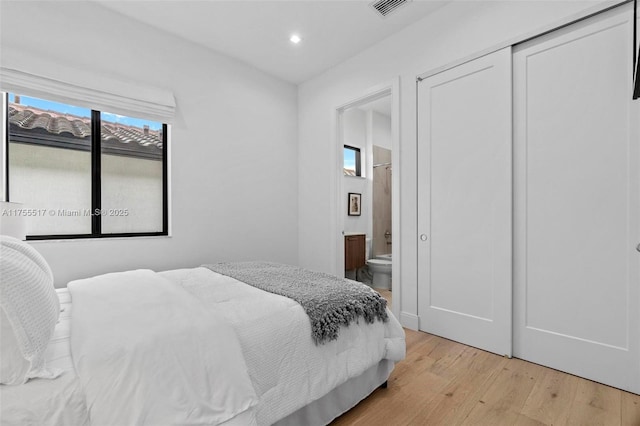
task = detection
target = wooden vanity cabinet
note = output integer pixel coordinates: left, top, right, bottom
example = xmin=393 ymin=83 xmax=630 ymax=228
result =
xmin=344 ymin=234 xmax=366 ymax=270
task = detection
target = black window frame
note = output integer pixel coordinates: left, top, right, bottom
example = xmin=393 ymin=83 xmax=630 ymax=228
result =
xmin=634 ymin=0 xmax=640 ymax=99
xmin=344 ymin=145 xmax=362 ymax=177
xmin=4 ymin=93 xmax=169 ymax=240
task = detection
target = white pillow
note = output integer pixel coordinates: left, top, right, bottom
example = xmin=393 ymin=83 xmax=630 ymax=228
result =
xmin=0 ymin=235 xmax=60 ymax=385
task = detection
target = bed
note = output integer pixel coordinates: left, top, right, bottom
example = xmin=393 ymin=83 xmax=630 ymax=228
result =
xmin=0 ymin=236 xmax=405 ymax=426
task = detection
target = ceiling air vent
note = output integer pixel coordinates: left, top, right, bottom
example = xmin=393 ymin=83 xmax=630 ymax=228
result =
xmin=370 ymin=0 xmax=411 ymax=18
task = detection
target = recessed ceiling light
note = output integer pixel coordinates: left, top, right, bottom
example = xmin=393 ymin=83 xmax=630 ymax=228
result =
xmin=290 ymin=34 xmax=302 ymax=44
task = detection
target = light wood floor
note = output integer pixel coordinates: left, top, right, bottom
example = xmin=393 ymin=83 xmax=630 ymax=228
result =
xmin=332 ymin=289 xmax=640 ymax=426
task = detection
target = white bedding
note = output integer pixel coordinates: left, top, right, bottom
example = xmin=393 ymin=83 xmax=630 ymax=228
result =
xmin=160 ymin=267 xmax=405 ymax=425
xmin=68 ymin=269 xmax=258 ymax=425
xmin=0 ymin=289 xmax=89 ymax=426
xmin=0 ymin=267 xmax=405 ymax=426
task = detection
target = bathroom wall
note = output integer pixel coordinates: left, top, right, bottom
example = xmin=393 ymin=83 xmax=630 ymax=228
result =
xmin=370 ymin=110 xmax=392 ymax=257
xmin=342 ymin=108 xmax=371 ymax=237
xmin=372 ymin=145 xmax=391 ymax=257
xmin=371 ymin=110 xmax=392 ymax=150
xmin=343 ymin=108 xmax=390 ymax=251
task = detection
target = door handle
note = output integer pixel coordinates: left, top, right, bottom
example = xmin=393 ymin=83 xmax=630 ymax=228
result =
xmin=637 ymin=243 xmax=640 ymax=253
xmin=420 ymin=234 xmax=428 ymax=241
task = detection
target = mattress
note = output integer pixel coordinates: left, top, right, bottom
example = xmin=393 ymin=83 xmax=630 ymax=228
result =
xmin=0 ymin=267 xmax=405 ymax=426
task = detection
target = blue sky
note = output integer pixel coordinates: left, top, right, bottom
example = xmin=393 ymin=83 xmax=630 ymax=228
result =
xmin=344 ymin=147 xmax=356 ymax=170
xmin=9 ymin=93 xmax=162 ymax=130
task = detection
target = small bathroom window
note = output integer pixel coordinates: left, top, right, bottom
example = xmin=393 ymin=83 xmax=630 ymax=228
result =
xmin=344 ymin=145 xmax=361 ymax=177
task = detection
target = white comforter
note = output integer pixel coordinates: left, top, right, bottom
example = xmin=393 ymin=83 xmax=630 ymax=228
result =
xmin=160 ymin=267 xmax=406 ymax=425
xmin=5 ymin=267 xmax=405 ymax=426
xmin=68 ymin=269 xmax=258 ymax=425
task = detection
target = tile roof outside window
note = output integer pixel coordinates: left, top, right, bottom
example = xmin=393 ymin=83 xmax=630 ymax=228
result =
xmin=8 ymin=103 xmax=163 ymax=160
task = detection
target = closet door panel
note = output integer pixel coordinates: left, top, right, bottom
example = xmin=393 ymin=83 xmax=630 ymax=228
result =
xmin=513 ymin=4 xmax=640 ymax=393
xmin=417 ymin=47 xmax=512 ymax=356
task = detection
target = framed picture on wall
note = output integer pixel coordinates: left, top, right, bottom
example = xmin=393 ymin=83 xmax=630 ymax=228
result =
xmin=348 ymin=193 xmax=361 ymax=216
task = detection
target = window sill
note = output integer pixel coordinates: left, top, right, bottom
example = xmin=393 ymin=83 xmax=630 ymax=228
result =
xmin=27 ymin=234 xmax=172 ymax=244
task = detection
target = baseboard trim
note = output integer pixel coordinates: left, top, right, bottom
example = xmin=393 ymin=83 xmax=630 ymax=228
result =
xmin=400 ymin=312 xmax=419 ymax=330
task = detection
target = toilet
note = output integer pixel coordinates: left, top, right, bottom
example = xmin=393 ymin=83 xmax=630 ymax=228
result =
xmin=365 ymin=239 xmax=392 ymax=290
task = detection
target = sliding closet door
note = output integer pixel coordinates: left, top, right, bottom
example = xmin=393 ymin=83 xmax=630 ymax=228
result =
xmin=513 ymin=5 xmax=640 ymax=393
xmin=417 ymin=48 xmax=512 ymax=356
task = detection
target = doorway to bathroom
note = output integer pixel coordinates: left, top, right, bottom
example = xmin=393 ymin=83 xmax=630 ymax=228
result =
xmin=335 ymin=80 xmax=399 ymax=315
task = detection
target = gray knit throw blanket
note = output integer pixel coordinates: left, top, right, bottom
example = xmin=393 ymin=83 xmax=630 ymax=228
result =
xmin=202 ymin=261 xmax=388 ymax=344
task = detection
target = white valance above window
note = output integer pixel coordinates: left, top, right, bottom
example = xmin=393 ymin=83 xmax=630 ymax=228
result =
xmin=0 ymin=53 xmax=176 ymax=124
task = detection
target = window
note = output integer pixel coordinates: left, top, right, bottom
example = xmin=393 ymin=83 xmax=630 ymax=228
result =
xmin=4 ymin=93 xmax=168 ymax=239
xmin=344 ymin=145 xmax=361 ymax=177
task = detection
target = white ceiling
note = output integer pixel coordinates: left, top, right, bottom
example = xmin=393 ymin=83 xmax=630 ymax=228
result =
xmin=95 ymin=0 xmax=449 ymax=84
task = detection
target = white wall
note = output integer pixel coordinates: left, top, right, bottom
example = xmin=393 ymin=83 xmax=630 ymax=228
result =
xmin=371 ymin=111 xmax=391 ymax=151
xmin=8 ymin=144 xmax=163 ymax=235
xmin=101 ymin=154 xmax=163 ymax=234
xmin=342 ymin=108 xmax=370 ymax=237
xmin=297 ymin=0 xmax=617 ymax=326
xmin=9 ymin=144 xmax=92 ymax=235
xmin=0 ymin=1 xmax=299 ymax=287
xmin=344 ymin=108 xmax=367 ymax=153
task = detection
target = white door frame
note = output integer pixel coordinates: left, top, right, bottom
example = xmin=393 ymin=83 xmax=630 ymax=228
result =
xmin=333 ymin=78 xmax=401 ymax=317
